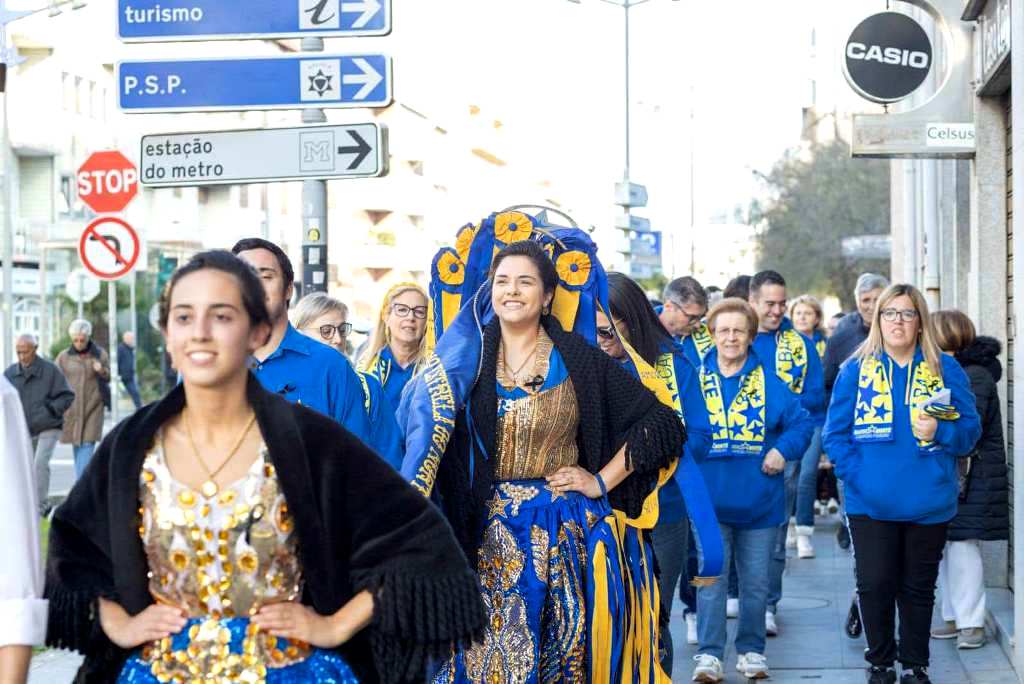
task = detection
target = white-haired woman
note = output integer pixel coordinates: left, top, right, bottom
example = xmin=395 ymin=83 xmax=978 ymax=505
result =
xmin=358 ymin=283 xmax=429 ymax=414
xmin=56 ymin=319 xmax=110 ymax=477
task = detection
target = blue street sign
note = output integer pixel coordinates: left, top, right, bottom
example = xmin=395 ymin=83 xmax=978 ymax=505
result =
xmin=118 ymin=0 xmax=391 ymax=42
xmin=117 ymin=54 xmax=392 ymax=113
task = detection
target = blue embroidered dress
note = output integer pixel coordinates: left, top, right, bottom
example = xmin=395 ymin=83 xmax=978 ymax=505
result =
xmin=117 ymin=438 xmax=359 ymax=683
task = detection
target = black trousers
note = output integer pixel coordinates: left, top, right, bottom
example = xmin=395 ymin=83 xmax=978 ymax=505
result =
xmin=848 ymin=515 xmax=948 ymax=668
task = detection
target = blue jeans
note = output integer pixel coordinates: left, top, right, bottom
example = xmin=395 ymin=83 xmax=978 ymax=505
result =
xmin=766 ymin=455 xmax=802 ymax=612
xmin=122 ymin=378 xmax=143 ymax=410
xmin=697 ymin=524 xmax=775 ymax=660
xmin=795 ymin=427 xmax=823 ymax=527
xmin=651 ymin=517 xmax=688 ymax=676
xmin=73 ymin=442 xmax=96 ymax=478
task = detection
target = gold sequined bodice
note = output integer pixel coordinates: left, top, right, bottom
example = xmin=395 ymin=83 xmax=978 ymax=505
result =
xmin=494 ymin=331 xmax=580 ymax=480
xmin=138 ymin=441 xmax=302 ymax=619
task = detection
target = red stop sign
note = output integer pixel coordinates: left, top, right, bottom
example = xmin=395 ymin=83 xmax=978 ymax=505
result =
xmin=77 ymin=151 xmax=139 ymax=214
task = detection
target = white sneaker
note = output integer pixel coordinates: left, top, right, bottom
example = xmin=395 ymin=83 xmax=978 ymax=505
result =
xmin=736 ymin=652 xmax=770 ymax=679
xmin=692 ymin=654 xmax=724 ymax=682
xmin=796 ymin=526 xmax=815 ymax=558
xmin=785 ymin=519 xmax=796 ymax=549
xmin=827 ymin=497 xmax=840 ymax=514
xmin=765 ymin=610 xmax=779 ymax=636
xmin=814 ymin=500 xmax=825 ymax=516
xmin=686 ymin=611 xmax=698 ymax=645
xmin=726 ymin=597 xmax=739 ymax=619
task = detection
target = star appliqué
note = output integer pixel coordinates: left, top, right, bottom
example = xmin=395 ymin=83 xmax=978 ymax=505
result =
xmin=308 ymin=69 xmax=334 ymax=97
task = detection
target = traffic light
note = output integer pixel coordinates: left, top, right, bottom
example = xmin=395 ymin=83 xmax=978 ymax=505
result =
xmin=156 ymin=254 xmax=178 ymax=299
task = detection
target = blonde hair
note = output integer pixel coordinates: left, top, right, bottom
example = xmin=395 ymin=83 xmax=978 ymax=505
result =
xmin=292 ymin=292 xmax=348 ymax=330
xmin=932 ymin=309 xmax=977 ymax=354
xmin=707 ymin=297 xmax=759 ymax=340
xmin=788 ymin=295 xmax=825 ymax=336
xmin=358 ymin=282 xmax=429 ymax=371
xmin=854 ymin=283 xmax=944 ymax=380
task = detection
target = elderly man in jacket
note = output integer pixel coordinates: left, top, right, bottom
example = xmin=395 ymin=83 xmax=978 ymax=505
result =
xmin=4 ymin=334 xmax=75 ymax=516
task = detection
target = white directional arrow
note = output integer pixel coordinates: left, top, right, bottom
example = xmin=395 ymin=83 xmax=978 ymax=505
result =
xmin=342 ymin=57 xmax=383 ymax=101
xmin=341 ymin=0 xmax=382 ymax=29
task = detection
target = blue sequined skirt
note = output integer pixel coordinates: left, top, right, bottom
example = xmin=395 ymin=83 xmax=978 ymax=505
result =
xmin=116 ymin=616 xmax=359 ymax=683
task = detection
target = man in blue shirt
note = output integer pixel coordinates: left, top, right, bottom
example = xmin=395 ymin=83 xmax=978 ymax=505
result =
xmin=748 ymin=269 xmax=825 ymax=637
xmin=232 ymin=238 xmax=372 ymax=447
xmin=657 ymin=276 xmax=712 ymax=369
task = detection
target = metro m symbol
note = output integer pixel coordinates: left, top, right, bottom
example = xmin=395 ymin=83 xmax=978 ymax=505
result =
xmin=298 ymin=131 xmax=336 ymax=173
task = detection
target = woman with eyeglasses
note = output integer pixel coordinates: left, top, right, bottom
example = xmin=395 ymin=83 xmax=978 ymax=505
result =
xmin=690 ymin=298 xmax=813 ymax=683
xmin=824 ymin=284 xmax=981 ymax=684
xmin=293 ymin=293 xmax=403 ymax=469
xmin=358 ymin=283 xmax=429 ymax=416
xmin=595 ymin=272 xmax=712 ymax=675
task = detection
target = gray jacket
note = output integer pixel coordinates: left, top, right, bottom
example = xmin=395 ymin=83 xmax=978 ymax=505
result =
xmin=4 ymin=357 xmax=75 ymax=436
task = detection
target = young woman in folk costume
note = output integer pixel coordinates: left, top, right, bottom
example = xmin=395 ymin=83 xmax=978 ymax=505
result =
xmin=401 ymin=210 xmax=720 ymax=683
xmin=44 ymin=251 xmax=485 ymax=684
xmin=358 ymin=283 xmax=430 ymax=415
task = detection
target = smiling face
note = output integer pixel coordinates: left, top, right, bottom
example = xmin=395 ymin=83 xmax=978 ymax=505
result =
xmin=750 ymin=283 xmax=787 ymax=332
xmin=791 ymin=303 xmax=819 ymax=336
xmin=235 ymin=248 xmax=292 ymax=325
xmin=878 ymin=293 xmax=920 ymax=357
xmin=595 ymin=309 xmax=628 ymax=360
xmin=491 ymin=256 xmax=553 ymax=328
xmin=858 ymin=287 xmax=883 ymax=324
xmin=385 ymin=289 xmax=428 ymax=347
xmin=164 ymin=269 xmax=270 ymax=389
xmin=712 ymin=311 xmax=752 ymax=367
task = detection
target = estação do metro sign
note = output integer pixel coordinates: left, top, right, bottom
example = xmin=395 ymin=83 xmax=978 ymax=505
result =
xmin=844 ymin=11 xmax=933 ymax=104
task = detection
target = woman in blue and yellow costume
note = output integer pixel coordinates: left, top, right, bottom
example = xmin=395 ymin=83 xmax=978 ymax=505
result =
xmin=400 ymin=208 xmax=724 ymax=682
xmin=43 ymin=251 xmax=485 ymax=683
xmin=358 ymin=283 xmax=430 ymax=414
xmin=595 ymin=272 xmax=715 ymax=676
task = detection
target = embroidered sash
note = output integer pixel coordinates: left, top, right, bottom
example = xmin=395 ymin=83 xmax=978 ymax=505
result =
xmin=690 ymin=324 xmax=714 ymax=362
xmin=854 ymin=355 xmax=951 ymax=447
xmin=775 ymin=328 xmax=809 ymax=394
xmin=700 ymin=365 xmax=767 ymax=458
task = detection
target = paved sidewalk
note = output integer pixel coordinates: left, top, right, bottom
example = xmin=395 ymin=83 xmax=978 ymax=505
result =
xmin=670 ymin=519 xmax=1018 ymax=683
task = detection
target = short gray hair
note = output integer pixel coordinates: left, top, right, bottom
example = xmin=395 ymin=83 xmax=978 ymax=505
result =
xmin=68 ymin=319 xmax=93 ymax=338
xmin=663 ymin=276 xmax=707 ymax=309
xmin=16 ymin=333 xmax=38 ymax=347
xmin=855 ymin=273 xmax=889 ymax=297
xmin=291 ymin=292 xmax=348 ymax=331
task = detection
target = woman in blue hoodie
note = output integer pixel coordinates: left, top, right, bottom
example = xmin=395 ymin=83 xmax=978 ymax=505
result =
xmin=823 ymin=284 xmax=981 ymax=684
xmin=596 ymin=272 xmax=712 ymax=675
xmin=691 ymin=298 xmax=813 ymax=683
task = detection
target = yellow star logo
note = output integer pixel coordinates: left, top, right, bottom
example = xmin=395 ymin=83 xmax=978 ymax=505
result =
xmin=487 ymin=495 xmax=512 ymax=519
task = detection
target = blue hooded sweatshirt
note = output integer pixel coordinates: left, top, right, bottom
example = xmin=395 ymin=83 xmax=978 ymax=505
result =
xmin=823 ymin=348 xmax=982 ymax=524
xmin=753 ymin=318 xmax=827 ymax=426
xmin=697 ymin=348 xmax=814 ymax=529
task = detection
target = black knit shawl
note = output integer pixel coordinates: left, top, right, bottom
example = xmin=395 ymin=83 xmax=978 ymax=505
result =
xmin=44 ymin=375 xmax=485 ymax=683
xmin=436 ymin=316 xmax=686 ymax=561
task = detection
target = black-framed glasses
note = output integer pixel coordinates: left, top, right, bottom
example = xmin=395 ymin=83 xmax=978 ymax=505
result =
xmin=880 ymin=308 xmax=918 ymax=323
xmin=318 ymin=323 xmax=353 ymax=340
xmin=667 ymin=299 xmax=707 ymax=324
xmin=596 ymin=325 xmax=617 ymax=340
xmin=391 ymin=303 xmax=428 ymax=320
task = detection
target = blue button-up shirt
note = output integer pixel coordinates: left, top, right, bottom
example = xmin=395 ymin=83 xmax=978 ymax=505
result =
xmin=251 ymin=324 xmax=373 ymax=446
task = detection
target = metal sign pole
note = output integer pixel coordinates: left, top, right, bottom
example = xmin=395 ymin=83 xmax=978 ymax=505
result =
xmin=77 ymin=271 xmax=85 ymax=319
xmin=301 ymin=36 xmax=329 ymax=296
xmin=108 ymin=280 xmax=119 ymax=424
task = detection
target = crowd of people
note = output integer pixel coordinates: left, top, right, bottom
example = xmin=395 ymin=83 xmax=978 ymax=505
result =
xmin=0 ymin=219 xmax=1009 ymax=684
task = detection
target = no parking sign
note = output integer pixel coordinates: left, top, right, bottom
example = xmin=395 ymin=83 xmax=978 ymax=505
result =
xmin=79 ymin=216 xmax=140 ymax=281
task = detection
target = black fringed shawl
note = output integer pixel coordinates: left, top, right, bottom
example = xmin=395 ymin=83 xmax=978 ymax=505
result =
xmin=44 ymin=375 xmax=485 ymax=683
xmin=436 ymin=316 xmax=686 ymax=562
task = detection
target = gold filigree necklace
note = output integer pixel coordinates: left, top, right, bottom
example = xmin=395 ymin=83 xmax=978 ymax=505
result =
xmin=182 ymin=409 xmax=257 ymax=498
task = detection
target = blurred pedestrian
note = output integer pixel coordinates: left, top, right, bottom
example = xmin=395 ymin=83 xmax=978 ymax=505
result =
xmin=292 ymin=292 xmax=403 ymax=469
xmin=4 ymin=333 xmax=75 ymax=515
xmin=659 ymin=276 xmax=713 ymax=367
xmin=827 ymin=311 xmax=844 ymax=337
xmin=749 ymin=271 xmax=825 ymax=630
xmin=824 ymin=284 xmax=981 ymax=684
xmin=707 ymin=285 xmax=724 ymax=309
xmin=45 ymin=250 xmax=484 ymax=683
xmin=930 ymin=310 xmax=1009 ymax=650
xmin=0 ymin=374 xmax=47 ymax=684
xmin=787 ymin=294 xmax=828 ymax=559
xmin=118 ymin=330 xmax=142 ymax=410
xmin=232 ymin=238 xmax=373 ymax=447
xmin=691 ymin=297 xmax=813 ymax=683
xmin=723 ymin=274 xmax=751 ymax=301
xmin=56 ymin=319 xmax=110 ymax=477
xmin=358 ymin=283 xmax=429 ymax=413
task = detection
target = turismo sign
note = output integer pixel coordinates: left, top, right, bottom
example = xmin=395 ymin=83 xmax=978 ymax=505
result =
xmin=118 ymin=0 xmax=391 ymax=42
xmin=843 ymin=11 xmax=933 ymax=104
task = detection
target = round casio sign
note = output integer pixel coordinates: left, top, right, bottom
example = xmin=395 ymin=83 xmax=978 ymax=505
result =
xmin=844 ymin=11 xmax=933 ymax=104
